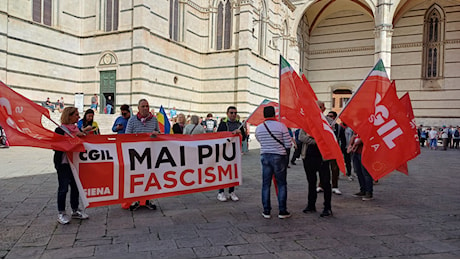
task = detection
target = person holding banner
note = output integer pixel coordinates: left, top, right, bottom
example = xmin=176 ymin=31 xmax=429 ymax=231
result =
xmin=216 ymin=106 xmax=246 ymax=202
xmin=53 ymin=107 xmax=89 ymax=224
xmin=255 ymin=106 xmax=292 ymax=219
xmin=125 ymin=99 xmax=160 ymax=210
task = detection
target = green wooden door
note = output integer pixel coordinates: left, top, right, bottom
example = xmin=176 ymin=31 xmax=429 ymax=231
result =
xmin=100 ymin=70 xmax=116 ymax=113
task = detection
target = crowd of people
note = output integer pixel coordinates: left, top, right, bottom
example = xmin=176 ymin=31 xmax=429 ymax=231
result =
xmin=50 ymin=99 xmax=459 ymax=225
xmin=418 ymin=125 xmax=460 ymax=150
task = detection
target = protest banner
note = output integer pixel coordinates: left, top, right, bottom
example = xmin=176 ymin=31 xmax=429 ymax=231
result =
xmin=68 ymin=132 xmax=242 ymax=208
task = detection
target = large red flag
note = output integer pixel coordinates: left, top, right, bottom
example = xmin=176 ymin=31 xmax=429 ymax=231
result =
xmin=0 ymin=82 xmax=84 ymax=152
xmin=396 ymin=92 xmax=421 ymax=174
xmin=358 ymin=81 xmax=420 ymax=180
xmin=246 ymin=99 xmax=279 ymax=126
xmin=339 ymin=59 xmax=391 ymax=140
xmin=279 ymin=56 xmax=345 ymax=173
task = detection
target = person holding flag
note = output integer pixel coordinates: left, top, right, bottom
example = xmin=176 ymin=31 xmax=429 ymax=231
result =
xmin=299 ymin=100 xmax=334 ymax=217
xmin=125 ymin=98 xmax=160 ymax=211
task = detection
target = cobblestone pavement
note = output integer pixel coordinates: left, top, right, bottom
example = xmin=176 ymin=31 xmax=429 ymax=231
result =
xmin=0 ymin=145 xmax=459 ymax=258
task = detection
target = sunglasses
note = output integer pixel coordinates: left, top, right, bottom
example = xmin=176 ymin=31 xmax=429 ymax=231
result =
xmin=229 ymin=111 xmax=237 ymax=115
xmin=122 ymin=112 xmax=128 ymax=116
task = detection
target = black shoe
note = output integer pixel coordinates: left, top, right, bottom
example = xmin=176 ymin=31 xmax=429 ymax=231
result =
xmin=302 ymin=206 xmax=316 ymax=213
xmin=291 ymin=161 xmax=296 ymax=165
xmin=352 ymin=191 xmax=366 ymax=197
xmin=145 ymin=200 xmax=157 ymax=210
xmin=129 ymin=201 xmax=140 ymax=211
xmin=278 ymin=211 xmax=292 ymax=219
xmin=320 ymin=209 xmax=333 ymax=217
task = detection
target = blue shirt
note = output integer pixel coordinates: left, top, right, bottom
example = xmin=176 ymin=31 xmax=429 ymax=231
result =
xmin=112 ymin=116 xmax=130 ymax=134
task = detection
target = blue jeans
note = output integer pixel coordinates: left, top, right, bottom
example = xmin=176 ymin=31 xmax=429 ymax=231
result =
xmin=261 ymin=153 xmax=288 ymax=213
xmin=57 ymin=164 xmax=80 ymax=212
xmin=106 ymin=104 xmax=113 ymax=114
xmin=352 ymin=153 xmax=373 ymax=193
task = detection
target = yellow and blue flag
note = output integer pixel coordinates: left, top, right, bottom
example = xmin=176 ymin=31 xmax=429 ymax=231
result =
xmin=157 ymin=105 xmax=171 ymax=134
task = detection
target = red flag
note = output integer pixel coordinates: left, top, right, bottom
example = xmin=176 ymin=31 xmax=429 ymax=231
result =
xmin=246 ymin=99 xmax=279 ymax=126
xmin=359 ymin=82 xmax=420 ymax=180
xmin=396 ymin=92 xmax=421 ymax=175
xmin=339 ymin=59 xmax=391 ymax=140
xmin=279 ymin=56 xmax=345 ymax=173
xmin=301 ymin=74 xmax=318 ymax=101
xmin=0 ymin=82 xmax=84 ymax=152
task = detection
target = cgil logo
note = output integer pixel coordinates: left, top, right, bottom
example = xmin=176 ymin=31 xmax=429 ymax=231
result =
xmin=79 ymin=149 xmax=114 ymax=161
xmin=368 ymin=93 xmax=403 ymax=150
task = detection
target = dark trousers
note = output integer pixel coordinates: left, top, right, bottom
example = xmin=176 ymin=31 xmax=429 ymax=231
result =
xmin=219 ymin=187 xmax=235 ymax=193
xmin=57 ymin=164 xmax=79 ymax=212
xmin=291 ymin=142 xmax=302 ymax=163
xmin=344 ymin=151 xmax=352 ymax=176
xmin=303 ymin=156 xmax=331 ymax=210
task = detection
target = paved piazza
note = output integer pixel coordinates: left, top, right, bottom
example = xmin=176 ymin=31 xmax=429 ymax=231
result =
xmin=0 ymin=144 xmax=460 ymax=258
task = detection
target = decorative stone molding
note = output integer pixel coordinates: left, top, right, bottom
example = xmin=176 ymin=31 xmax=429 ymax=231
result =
xmin=374 ymin=24 xmax=394 ymax=38
xmin=392 ymin=42 xmax=423 ymax=49
xmin=187 ymin=0 xmax=209 ymax=13
xmin=99 ymin=52 xmax=117 ymax=66
xmin=309 ymin=46 xmax=373 ymax=55
xmin=282 ymin=0 xmax=296 ymax=11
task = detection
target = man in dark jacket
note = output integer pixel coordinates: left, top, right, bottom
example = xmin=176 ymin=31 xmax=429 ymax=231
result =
xmin=216 ymin=106 xmax=246 ymax=202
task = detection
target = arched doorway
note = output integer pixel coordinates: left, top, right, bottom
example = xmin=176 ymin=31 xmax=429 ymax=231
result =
xmin=332 ymin=89 xmax=352 ymax=114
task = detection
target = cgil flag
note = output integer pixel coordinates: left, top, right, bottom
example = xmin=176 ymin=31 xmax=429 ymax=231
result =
xmin=0 ymin=81 xmax=84 ymax=152
xmin=157 ymin=105 xmax=171 ymax=134
xmin=279 ymin=56 xmax=345 ymax=173
xmin=339 ymin=60 xmax=420 ymax=180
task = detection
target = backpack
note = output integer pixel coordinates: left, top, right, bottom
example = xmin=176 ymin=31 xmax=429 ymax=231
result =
xmin=454 ymin=129 xmax=459 ymax=138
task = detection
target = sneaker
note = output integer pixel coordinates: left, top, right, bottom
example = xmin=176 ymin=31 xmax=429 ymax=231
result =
xmin=352 ymin=191 xmax=366 ymax=197
xmin=362 ymin=192 xmax=374 ymax=201
xmin=302 ymin=206 xmax=316 ymax=213
xmin=278 ymin=211 xmax=292 ymax=219
xmin=320 ymin=209 xmax=333 ymax=217
xmin=348 ymin=176 xmax=354 ymax=181
xmin=332 ymin=188 xmax=342 ymax=195
xmin=145 ymin=200 xmax=157 ymax=210
xmin=71 ymin=209 xmax=89 ymax=219
xmin=262 ymin=211 xmax=271 ymax=219
xmin=316 ymin=187 xmax=324 ymax=193
xmin=129 ymin=201 xmax=140 ymax=211
xmin=57 ymin=212 xmax=71 ymax=224
xmin=291 ymin=161 xmax=296 ymax=165
xmin=217 ymin=192 xmax=227 ymax=202
xmin=229 ymin=192 xmax=239 ymax=201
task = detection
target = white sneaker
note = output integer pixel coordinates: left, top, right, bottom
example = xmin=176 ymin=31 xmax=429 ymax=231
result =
xmin=332 ymin=188 xmax=342 ymax=195
xmin=72 ymin=209 xmax=89 ymax=219
xmin=316 ymin=187 xmax=323 ymax=193
xmin=57 ymin=212 xmax=71 ymax=224
xmin=348 ymin=176 xmax=354 ymax=181
xmin=217 ymin=192 xmax=227 ymax=202
xmin=229 ymin=192 xmax=239 ymax=201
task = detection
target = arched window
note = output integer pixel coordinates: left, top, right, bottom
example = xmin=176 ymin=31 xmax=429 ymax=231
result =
xmin=216 ymin=0 xmax=233 ymax=50
xmin=33 ymin=0 xmax=52 ymax=26
xmin=258 ymin=1 xmax=267 ymax=56
xmin=169 ymin=0 xmax=179 ymax=41
xmin=282 ymin=20 xmax=289 ymax=57
xmin=422 ymin=5 xmax=444 ymax=79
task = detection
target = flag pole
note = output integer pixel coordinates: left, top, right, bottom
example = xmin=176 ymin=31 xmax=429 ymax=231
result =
xmin=278 ymin=55 xmax=282 ymax=123
xmin=336 ymin=58 xmax=382 ymax=120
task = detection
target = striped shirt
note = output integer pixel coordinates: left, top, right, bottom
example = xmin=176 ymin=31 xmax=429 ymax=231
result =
xmin=125 ymin=115 xmax=160 ymax=134
xmin=255 ymin=120 xmax=292 ymax=155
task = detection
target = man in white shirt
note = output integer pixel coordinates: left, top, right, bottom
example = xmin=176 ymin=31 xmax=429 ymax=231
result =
xmin=255 ymin=106 xmax=292 ymax=219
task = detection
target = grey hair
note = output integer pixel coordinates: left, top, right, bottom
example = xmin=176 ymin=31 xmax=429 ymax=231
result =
xmin=191 ymin=115 xmax=200 ymax=125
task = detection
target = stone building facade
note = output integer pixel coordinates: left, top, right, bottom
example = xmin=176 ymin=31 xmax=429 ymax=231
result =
xmin=0 ymin=0 xmax=459 ymax=126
